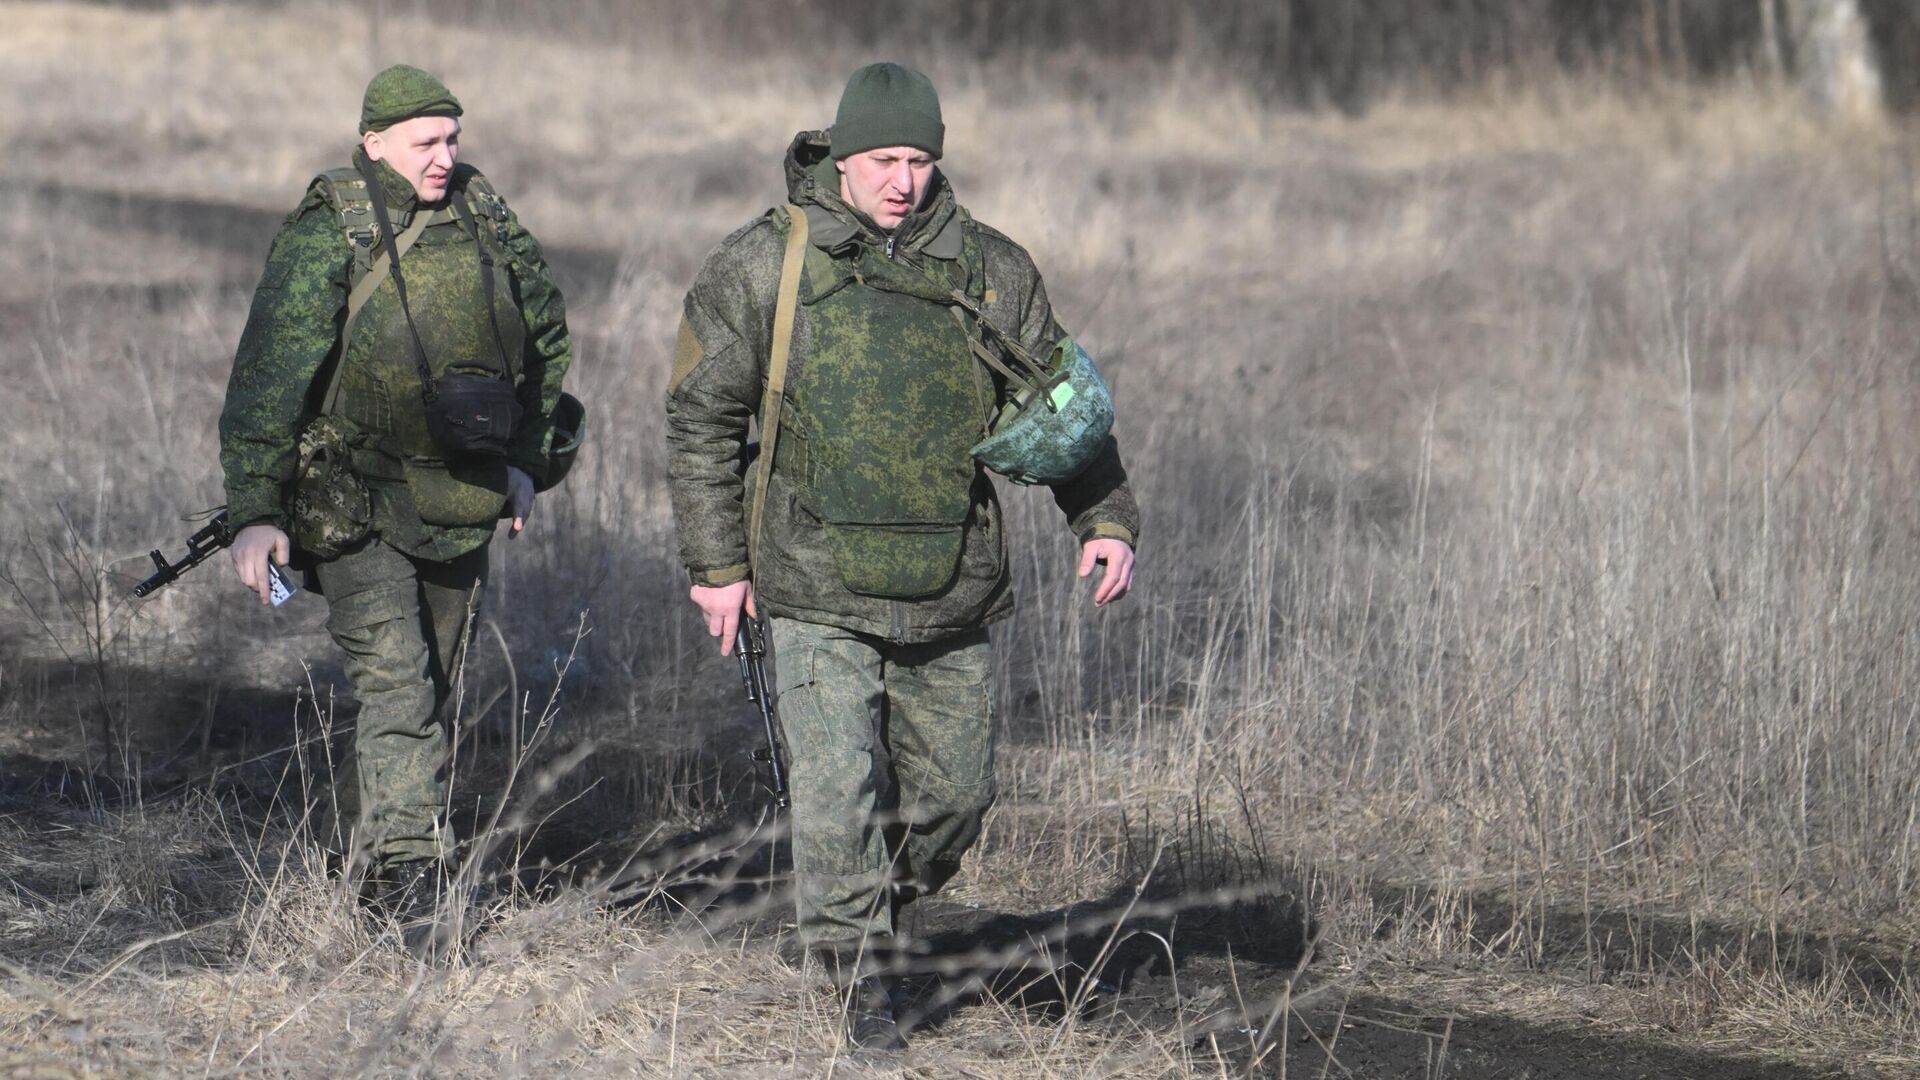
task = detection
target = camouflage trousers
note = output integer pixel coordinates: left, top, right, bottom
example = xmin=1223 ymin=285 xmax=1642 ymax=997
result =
xmin=769 ymin=617 xmax=997 ymax=952
xmin=315 ymin=537 xmax=487 ymax=866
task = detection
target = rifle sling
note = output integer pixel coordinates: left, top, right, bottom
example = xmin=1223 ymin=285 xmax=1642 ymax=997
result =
xmin=747 ymin=202 xmax=810 ymax=570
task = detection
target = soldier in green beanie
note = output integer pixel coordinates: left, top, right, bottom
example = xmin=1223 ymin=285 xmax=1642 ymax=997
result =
xmin=219 ymin=63 xmax=575 ymax=957
xmin=667 ymin=61 xmax=1138 ymax=1051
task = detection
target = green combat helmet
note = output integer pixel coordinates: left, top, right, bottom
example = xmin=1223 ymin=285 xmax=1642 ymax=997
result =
xmin=537 ymin=391 xmax=586 ymax=492
xmin=966 ymin=326 xmax=1114 ymax=487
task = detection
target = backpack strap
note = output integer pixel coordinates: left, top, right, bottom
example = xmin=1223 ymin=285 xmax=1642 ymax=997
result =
xmin=455 ymin=166 xmax=514 ymax=250
xmin=446 ymin=166 xmax=516 ymax=375
xmin=354 ymin=154 xmax=445 ymax=408
xmin=748 ymin=203 xmax=811 ymax=570
xmin=449 ymin=193 xmax=517 ymax=377
xmin=306 ymin=168 xmax=374 ymax=417
xmin=306 ymin=165 xmax=498 ymax=415
xmin=917 ymin=213 xmax=1055 ymax=416
xmin=343 ymin=206 xmax=436 ymax=351
xmin=306 ymin=167 xmax=432 ymax=413
xmin=313 ymin=168 xmax=379 ymax=278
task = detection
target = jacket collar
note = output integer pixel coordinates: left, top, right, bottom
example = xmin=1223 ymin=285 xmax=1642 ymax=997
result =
xmin=783 ymin=129 xmax=961 ymax=261
xmin=353 ymin=146 xmax=422 ymax=215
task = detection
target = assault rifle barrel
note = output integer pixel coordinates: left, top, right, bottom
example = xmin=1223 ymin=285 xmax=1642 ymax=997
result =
xmin=132 ymin=511 xmax=233 ymax=598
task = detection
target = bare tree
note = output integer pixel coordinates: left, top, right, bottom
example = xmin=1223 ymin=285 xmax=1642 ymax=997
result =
xmin=1779 ymin=0 xmax=1885 ymax=120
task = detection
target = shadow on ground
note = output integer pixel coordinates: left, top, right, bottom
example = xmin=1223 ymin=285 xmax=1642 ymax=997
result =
xmin=2 ymin=556 xmax=1906 ymax=1080
xmin=0 ymin=716 xmax=1892 ymax=1079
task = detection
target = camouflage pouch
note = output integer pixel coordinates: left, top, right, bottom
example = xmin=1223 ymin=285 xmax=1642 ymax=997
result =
xmin=402 ymin=458 xmax=509 ymax=527
xmin=820 ymin=522 xmax=966 ymax=599
xmin=807 ymin=448 xmax=968 ymax=599
xmin=290 ymin=414 xmax=372 ymax=560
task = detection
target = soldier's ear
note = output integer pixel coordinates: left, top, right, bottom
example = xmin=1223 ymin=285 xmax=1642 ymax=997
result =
xmin=362 ymin=130 xmax=385 ymax=162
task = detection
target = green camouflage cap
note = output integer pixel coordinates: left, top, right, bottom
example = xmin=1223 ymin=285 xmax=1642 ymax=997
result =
xmin=359 ymin=64 xmax=463 ymax=134
xmin=830 ymin=62 xmax=943 ymax=160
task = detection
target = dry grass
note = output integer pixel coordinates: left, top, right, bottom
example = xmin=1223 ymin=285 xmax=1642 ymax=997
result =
xmin=3 ymin=1 xmax=1920 ymax=1076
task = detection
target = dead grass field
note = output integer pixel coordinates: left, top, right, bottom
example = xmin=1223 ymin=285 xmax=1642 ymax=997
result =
xmin=3 ymin=1 xmax=1920 ymax=1076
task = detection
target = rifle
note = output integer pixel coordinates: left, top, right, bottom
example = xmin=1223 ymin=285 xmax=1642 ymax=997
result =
xmin=734 ymin=618 xmax=790 ymax=810
xmin=133 ymin=511 xmax=234 ymax=597
xmin=132 ymin=510 xmax=295 ymax=603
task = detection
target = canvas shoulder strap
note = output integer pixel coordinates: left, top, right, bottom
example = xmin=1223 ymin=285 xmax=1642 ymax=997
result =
xmin=927 ymin=214 xmax=1050 ymax=409
xmin=305 ymin=167 xmax=435 ymax=414
xmin=343 ymin=202 xmax=435 ymax=338
xmin=747 ymin=202 xmax=811 ymax=568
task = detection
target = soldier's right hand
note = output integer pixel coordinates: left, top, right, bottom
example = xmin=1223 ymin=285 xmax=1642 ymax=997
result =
xmin=230 ymin=523 xmax=292 ymax=606
xmin=690 ymin=579 xmax=755 ymax=656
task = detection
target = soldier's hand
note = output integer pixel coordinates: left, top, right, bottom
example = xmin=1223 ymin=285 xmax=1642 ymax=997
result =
xmin=230 ymin=523 xmax=292 ymax=606
xmin=506 ymin=466 xmax=536 ymax=538
xmin=690 ymin=579 xmax=756 ymax=655
xmin=1078 ymin=538 xmax=1135 ymax=607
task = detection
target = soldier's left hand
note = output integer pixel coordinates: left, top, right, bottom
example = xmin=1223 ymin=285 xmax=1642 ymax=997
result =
xmin=506 ymin=466 xmax=536 ymax=538
xmin=1078 ymin=538 xmax=1135 ymax=607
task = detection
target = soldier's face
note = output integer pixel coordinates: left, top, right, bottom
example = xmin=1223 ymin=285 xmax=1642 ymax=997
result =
xmin=362 ymin=116 xmax=461 ymax=203
xmin=836 ymin=146 xmax=935 ymax=231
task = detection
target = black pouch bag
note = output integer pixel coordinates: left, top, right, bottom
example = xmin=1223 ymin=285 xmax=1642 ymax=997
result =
xmin=425 ymin=368 xmax=523 ymax=457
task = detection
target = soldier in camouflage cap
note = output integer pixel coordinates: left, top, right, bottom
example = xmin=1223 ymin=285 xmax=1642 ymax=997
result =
xmin=219 ymin=63 xmax=573 ymax=954
xmin=666 ymin=61 xmax=1137 ymax=1051
xmin=359 ymin=63 xmax=463 ymax=134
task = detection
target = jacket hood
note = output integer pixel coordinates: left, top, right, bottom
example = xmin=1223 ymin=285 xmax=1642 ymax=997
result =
xmin=782 ymin=129 xmax=961 ymax=259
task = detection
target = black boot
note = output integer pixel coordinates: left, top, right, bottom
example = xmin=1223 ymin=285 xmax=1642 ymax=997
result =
xmin=362 ymin=859 xmax=458 ymax=963
xmin=845 ymin=973 xmax=907 ymax=1053
xmin=812 ymin=948 xmax=907 ymax=1053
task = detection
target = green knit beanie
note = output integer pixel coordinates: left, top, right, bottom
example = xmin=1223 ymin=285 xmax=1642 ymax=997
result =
xmin=359 ymin=64 xmax=463 ymax=134
xmin=829 ymin=62 xmax=943 ymax=160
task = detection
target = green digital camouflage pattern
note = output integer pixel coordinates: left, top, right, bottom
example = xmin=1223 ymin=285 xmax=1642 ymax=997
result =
xmin=289 ymin=413 xmax=371 ymax=558
xmin=316 ymin=538 xmax=486 ymax=864
xmin=219 ymin=152 xmax=572 ymax=562
xmin=667 ymin=130 xmax=1138 ymax=642
xmin=332 ymin=164 xmax=525 ymax=531
xmin=796 ymin=232 xmax=982 ymax=598
xmin=360 ymin=63 xmax=462 ymax=134
xmin=770 ymin=616 xmax=995 ymax=950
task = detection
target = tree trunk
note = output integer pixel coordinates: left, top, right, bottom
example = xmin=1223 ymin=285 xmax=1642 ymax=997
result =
xmin=1757 ymin=0 xmax=1784 ymax=77
xmin=1782 ymin=0 xmax=1884 ymax=121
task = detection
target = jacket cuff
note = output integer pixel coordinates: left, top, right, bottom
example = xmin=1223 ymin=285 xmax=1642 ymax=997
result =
xmin=689 ymin=563 xmax=751 ymax=587
xmin=230 ymin=514 xmax=286 ymax=534
xmin=225 ymin=490 xmax=288 ymax=533
xmin=1078 ymin=522 xmax=1135 ymax=547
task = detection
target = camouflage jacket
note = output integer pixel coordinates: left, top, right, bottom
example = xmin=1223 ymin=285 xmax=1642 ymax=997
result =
xmin=666 ymin=130 xmax=1137 ymax=642
xmin=218 ymin=152 xmax=572 ymax=561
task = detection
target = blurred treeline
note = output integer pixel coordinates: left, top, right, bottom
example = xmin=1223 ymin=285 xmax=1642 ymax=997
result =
xmin=310 ymin=0 xmax=1920 ymax=111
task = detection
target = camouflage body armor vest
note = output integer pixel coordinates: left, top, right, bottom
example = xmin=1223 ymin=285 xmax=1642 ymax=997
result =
xmin=311 ymin=164 xmax=524 ymax=528
xmin=781 ymin=212 xmax=991 ymax=599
